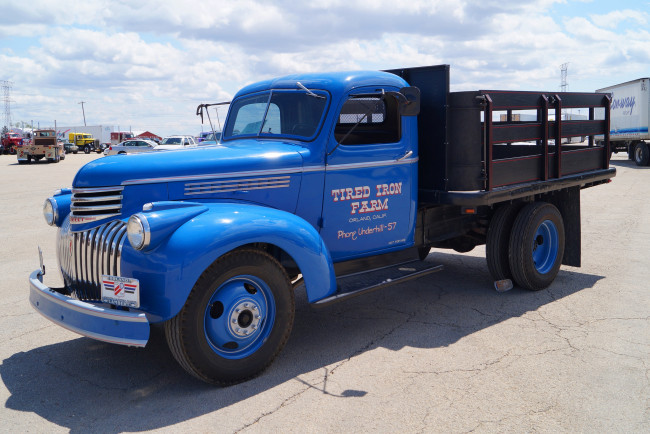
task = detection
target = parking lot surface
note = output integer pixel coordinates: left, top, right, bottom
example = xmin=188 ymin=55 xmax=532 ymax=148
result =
xmin=0 ymin=152 xmax=648 ymax=432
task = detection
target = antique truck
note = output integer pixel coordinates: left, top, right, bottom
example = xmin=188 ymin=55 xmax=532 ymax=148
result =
xmin=1 ymin=131 xmax=23 ymax=154
xmin=69 ymin=132 xmax=101 ymax=154
xmin=30 ymin=65 xmax=614 ymax=385
xmin=17 ymin=129 xmax=64 ymax=163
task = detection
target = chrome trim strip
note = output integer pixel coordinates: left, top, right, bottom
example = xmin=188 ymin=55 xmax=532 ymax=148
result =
xmin=120 ymin=158 xmax=418 ymax=186
xmin=72 ymin=194 xmax=123 ymax=203
xmin=71 ymin=186 xmax=124 ymax=194
xmin=71 ymin=204 xmax=123 ymax=212
xmin=185 ymin=184 xmax=291 ymax=195
xmin=325 ymin=157 xmax=418 ymax=172
xmin=122 ymin=167 xmax=308 ymax=185
xmin=184 ymin=175 xmax=290 ymax=187
xmin=70 ymin=214 xmax=121 ymax=226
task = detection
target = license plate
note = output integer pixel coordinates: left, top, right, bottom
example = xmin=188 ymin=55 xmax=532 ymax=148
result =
xmin=101 ymin=275 xmax=140 ymax=308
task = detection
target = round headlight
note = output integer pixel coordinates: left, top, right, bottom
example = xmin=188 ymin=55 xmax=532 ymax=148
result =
xmin=43 ymin=198 xmax=57 ymax=226
xmin=127 ymin=214 xmax=150 ymax=250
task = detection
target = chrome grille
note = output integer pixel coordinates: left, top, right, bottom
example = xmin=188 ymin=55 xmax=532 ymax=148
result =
xmin=70 ymin=186 xmax=124 ymax=224
xmin=58 ymin=217 xmax=127 ymax=301
xmin=184 ymin=176 xmax=291 ymax=195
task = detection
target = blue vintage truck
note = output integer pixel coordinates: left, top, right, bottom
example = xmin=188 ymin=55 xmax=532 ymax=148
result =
xmin=30 ymin=65 xmax=615 ymax=384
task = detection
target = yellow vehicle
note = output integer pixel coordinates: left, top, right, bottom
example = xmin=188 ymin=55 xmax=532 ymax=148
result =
xmin=17 ymin=129 xmax=64 ymax=164
xmin=69 ymin=132 xmax=98 ymax=154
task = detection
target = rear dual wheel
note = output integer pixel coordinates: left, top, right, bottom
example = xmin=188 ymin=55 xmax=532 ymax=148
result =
xmin=633 ymin=142 xmax=650 ymax=166
xmin=165 ymin=249 xmax=294 ymax=385
xmin=487 ymin=202 xmax=565 ymax=291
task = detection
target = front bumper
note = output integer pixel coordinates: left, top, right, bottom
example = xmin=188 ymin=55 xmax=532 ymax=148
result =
xmin=29 ymin=270 xmax=150 ymax=347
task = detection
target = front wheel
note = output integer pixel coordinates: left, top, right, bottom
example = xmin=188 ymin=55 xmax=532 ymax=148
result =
xmin=509 ymin=202 xmax=565 ymax=291
xmin=83 ymin=145 xmax=91 ymax=154
xmin=165 ymin=249 xmax=295 ymax=385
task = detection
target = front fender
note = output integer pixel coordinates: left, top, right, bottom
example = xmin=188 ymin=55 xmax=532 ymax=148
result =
xmin=121 ymin=202 xmax=336 ymax=321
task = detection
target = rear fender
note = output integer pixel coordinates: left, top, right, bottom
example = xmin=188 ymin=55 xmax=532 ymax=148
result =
xmin=121 ymin=202 xmax=336 ymax=321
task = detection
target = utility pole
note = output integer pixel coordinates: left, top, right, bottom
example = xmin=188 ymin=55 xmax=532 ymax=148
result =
xmin=560 ymin=63 xmax=568 ymax=92
xmin=79 ymin=101 xmax=87 ymax=126
xmin=2 ymin=80 xmax=13 ymax=133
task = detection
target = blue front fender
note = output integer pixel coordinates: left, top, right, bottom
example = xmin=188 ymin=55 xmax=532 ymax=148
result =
xmin=121 ymin=202 xmax=336 ymax=321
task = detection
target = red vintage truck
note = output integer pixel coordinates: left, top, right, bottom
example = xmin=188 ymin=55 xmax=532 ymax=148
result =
xmin=1 ymin=131 xmax=23 ymax=154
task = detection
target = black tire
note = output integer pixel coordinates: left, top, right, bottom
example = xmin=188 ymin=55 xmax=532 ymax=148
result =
xmin=73 ymin=151 xmax=78 ymax=154
xmin=633 ymin=142 xmax=649 ymax=166
xmin=486 ymin=203 xmax=523 ymax=281
xmin=165 ymin=249 xmax=295 ymax=385
xmin=84 ymin=145 xmax=91 ymax=154
xmin=509 ymin=202 xmax=565 ymax=291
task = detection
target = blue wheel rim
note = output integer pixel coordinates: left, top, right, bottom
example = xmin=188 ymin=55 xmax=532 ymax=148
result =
xmin=203 ymin=275 xmax=276 ymax=359
xmin=532 ymin=219 xmax=559 ymax=274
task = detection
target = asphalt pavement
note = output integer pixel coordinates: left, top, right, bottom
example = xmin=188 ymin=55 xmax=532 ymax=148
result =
xmin=0 ymin=152 xmax=648 ymax=433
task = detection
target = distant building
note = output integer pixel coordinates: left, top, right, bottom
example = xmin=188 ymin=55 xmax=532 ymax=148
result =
xmin=135 ymin=131 xmax=162 ymax=141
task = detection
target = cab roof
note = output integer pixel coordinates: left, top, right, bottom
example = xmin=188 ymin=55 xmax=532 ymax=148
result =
xmin=234 ymin=70 xmax=409 ymax=100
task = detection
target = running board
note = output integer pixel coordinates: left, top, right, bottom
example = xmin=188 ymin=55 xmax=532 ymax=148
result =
xmin=313 ymin=260 xmax=443 ymax=307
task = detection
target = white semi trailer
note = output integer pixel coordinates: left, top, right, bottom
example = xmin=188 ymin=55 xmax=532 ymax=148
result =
xmin=597 ymin=78 xmax=650 ymax=166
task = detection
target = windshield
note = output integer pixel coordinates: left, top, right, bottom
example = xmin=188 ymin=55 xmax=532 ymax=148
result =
xmin=224 ymin=90 xmax=328 ymax=141
xmin=162 ymin=137 xmax=182 ymax=145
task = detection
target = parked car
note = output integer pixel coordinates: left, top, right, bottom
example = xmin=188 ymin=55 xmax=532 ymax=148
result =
xmin=197 ymin=131 xmax=212 ymax=142
xmin=63 ymin=142 xmax=78 ymax=154
xmin=198 ymin=131 xmax=222 ymax=145
xmin=103 ymin=139 xmax=160 ymax=156
xmin=158 ymin=135 xmax=197 ymax=150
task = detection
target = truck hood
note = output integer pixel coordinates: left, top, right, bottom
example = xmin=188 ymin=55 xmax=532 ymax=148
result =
xmin=72 ymin=140 xmax=306 ymax=188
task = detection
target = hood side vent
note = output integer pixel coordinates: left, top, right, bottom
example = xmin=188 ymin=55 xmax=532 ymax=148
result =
xmin=184 ymin=176 xmax=291 ymax=195
xmin=70 ymin=186 xmax=124 ymax=224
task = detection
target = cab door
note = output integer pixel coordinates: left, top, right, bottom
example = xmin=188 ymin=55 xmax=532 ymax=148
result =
xmin=320 ymin=88 xmax=417 ymax=261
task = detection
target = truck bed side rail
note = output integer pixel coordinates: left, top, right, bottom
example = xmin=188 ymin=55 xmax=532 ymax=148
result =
xmin=447 ymin=90 xmax=611 ymax=191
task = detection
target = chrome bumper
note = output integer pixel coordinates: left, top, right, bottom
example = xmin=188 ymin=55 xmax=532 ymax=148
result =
xmin=29 ymin=270 xmax=150 ymax=347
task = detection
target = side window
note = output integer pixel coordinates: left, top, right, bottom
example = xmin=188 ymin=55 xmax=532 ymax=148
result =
xmin=334 ymin=95 xmax=401 ymax=145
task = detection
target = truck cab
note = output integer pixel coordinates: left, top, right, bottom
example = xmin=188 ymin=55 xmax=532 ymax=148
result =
xmin=1 ymin=131 xmax=23 ymax=154
xmin=70 ymin=132 xmax=98 ymax=154
xmin=17 ymin=129 xmax=63 ymax=164
xmin=29 ymin=65 xmax=614 ymax=385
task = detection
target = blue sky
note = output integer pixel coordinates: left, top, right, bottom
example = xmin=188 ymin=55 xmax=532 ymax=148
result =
xmin=1 ymin=0 xmax=648 ymax=137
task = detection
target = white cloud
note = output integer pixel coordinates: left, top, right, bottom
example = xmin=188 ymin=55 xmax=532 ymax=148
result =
xmin=590 ymin=9 xmax=648 ymax=29
xmin=1 ymin=0 xmax=649 ymax=136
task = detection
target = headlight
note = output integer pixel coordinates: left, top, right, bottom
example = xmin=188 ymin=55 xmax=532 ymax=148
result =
xmin=127 ymin=214 xmax=150 ymax=250
xmin=43 ymin=198 xmax=57 ymax=226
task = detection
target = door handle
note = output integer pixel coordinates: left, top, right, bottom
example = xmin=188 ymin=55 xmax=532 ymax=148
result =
xmin=397 ymin=150 xmax=413 ymax=161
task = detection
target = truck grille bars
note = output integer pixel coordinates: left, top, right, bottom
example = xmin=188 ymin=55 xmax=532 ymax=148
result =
xmin=70 ymin=186 xmax=124 ymax=224
xmin=58 ymin=217 xmax=127 ymax=301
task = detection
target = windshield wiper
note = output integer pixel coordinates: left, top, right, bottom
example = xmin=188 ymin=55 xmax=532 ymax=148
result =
xmin=297 ymin=82 xmax=325 ymax=99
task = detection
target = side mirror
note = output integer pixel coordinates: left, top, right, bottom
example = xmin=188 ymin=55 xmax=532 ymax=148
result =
xmin=385 ymin=87 xmax=420 ymax=116
xmin=398 ymin=86 xmax=420 ymax=116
